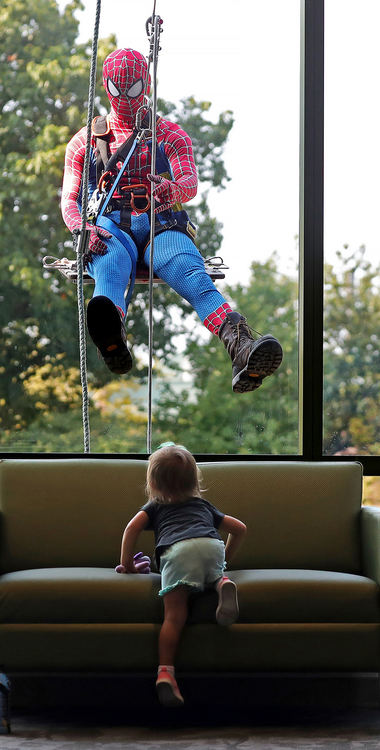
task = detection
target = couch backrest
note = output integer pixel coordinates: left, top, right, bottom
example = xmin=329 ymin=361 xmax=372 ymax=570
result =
xmin=0 ymin=459 xmax=151 ymax=572
xmin=0 ymin=459 xmax=363 ymax=573
xmin=200 ymin=461 xmax=363 ymax=573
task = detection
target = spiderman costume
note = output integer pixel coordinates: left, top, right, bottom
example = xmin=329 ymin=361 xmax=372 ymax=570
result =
xmin=61 ymin=48 xmax=283 ymax=391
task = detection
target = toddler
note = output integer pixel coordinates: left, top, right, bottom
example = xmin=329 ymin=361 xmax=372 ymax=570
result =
xmin=119 ymin=444 xmax=247 ymax=707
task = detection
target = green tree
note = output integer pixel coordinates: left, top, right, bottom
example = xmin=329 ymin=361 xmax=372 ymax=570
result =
xmin=153 ymin=254 xmax=299 ymax=455
xmin=0 ymin=0 xmax=115 ymax=434
xmin=0 ymin=0 xmax=234 ymax=450
xmin=323 ymin=246 xmax=380 ymax=455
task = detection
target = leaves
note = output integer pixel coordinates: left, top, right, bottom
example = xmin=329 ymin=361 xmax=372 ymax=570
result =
xmin=0 ymin=0 xmax=234 ymax=450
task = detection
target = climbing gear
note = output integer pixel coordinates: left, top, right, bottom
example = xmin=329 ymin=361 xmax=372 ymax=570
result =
xmin=87 ymin=296 xmax=132 ymax=375
xmin=73 ymin=0 xmax=102 ymax=453
xmin=91 ymin=112 xmax=152 ymax=186
xmin=218 ymin=311 xmax=283 ymax=393
xmin=90 ymin=113 xmax=197 ymax=246
xmin=146 ymin=10 xmax=164 ymax=454
xmin=42 ymin=254 xmax=228 ymax=285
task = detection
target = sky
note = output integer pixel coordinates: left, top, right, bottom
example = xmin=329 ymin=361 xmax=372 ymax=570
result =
xmin=64 ymin=0 xmax=380 ymax=284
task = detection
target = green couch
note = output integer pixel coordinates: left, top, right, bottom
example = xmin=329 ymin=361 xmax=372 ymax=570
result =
xmin=0 ymin=458 xmax=379 ymax=675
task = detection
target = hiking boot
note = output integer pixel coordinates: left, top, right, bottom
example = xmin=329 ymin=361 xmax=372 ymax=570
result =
xmin=218 ymin=311 xmax=283 ymax=393
xmin=87 ymin=296 xmax=132 ymax=375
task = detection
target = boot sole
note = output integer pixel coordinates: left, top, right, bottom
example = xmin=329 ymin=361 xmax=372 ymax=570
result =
xmin=156 ymin=681 xmax=184 ymax=708
xmin=232 ymin=335 xmax=283 ymax=393
xmin=216 ymin=580 xmax=239 ymax=626
xmin=87 ymin=296 xmax=132 ymax=375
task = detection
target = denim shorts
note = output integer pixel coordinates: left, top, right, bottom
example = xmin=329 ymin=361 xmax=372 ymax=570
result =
xmin=159 ymin=537 xmax=226 ymax=597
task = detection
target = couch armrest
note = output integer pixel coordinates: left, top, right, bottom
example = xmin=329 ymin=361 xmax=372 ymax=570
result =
xmin=361 ymin=506 xmax=380 ymax=584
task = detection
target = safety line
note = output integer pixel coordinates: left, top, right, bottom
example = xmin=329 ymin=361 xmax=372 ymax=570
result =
xmin=146 ymin=11 xmax=162 ymax=455
xmin=75 ymin=0 xmax=161 ymax=455
xmin=76 ymin=0 xmax=102 ymax=453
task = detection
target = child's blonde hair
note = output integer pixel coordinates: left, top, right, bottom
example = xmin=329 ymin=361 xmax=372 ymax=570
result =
xmin=146 ymin=444 xmax=203 ymax=504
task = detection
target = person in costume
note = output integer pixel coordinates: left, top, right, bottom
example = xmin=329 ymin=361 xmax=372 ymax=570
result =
xmin=61 ymin=48 xmax=283 ymax=393
xmin=118 ymin=443 xmax=247 ymax=707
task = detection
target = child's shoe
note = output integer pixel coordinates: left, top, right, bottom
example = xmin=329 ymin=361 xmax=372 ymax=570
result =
xmin=215 ymin=576 xmax=239 ymax=625
xmin=156 ymin=667 xmax=184 ymax=707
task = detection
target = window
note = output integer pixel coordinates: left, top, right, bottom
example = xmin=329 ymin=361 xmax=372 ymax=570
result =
xmin=323 ymin=0 xmax=380 ymax=458
xmin=2 ymin=0 xmax=379 ymax=474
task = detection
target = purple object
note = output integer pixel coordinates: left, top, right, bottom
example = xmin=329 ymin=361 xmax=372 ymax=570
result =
xmin=115 ymin=552 xmax=151 ymax=574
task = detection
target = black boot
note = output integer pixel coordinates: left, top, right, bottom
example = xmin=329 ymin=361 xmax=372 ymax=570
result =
xmin=87 ymin=296 xmax=132 ymax=375
xmin=218 ymin=312 xmax=283 ymax=393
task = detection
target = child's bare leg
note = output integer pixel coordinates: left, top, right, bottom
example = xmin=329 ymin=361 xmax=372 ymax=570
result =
xmin=156 ymin=585 xmax=189 ymax=707
xmin=159 ymin=585 xmax=189 ymax=665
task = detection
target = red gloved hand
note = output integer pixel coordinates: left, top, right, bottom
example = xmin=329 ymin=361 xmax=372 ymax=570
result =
xmin=82 ymin=225 xmax=111 ymax=266
xmin=88 ymin=225 xmax=111 ymax=256
xmin=147 ymin=174 xmax=181 ymax=213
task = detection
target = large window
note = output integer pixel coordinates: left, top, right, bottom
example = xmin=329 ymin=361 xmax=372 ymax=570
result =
xmin=323 ymin=0 xmax=380 ymax=458
xmin=1 ymin=0 xmax=379 ymax=473
xmin=1 ymin=0 xmax=300 ymax=455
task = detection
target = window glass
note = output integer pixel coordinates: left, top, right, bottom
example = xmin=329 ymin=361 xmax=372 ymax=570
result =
xmin=363 ymin=477 xmax=380 ymax=507
xmin=323 ymin=0 xmax=380 ymax=456
xmin=1 ymin=0 xmax=299 ymax=454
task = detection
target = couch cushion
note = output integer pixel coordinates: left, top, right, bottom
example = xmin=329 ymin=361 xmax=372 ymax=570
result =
xmin=0 ymin=459 xmax=362 ymax=574
xmin=189 ymin=569 xmax=380 ymax=624
xmin=199 ymin=462 xmax=363 ymax=572
xmin=0 ymin=459 xmax=154 ymax=572
xmin=0 ymin=568 xmax=162 ymax=623
xmin=1 ymin=568 xmax=378 ymax=627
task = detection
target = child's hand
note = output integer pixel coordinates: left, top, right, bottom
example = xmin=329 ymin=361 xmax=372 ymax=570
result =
xmin=115 ymin=552 xmax=151 ymax=575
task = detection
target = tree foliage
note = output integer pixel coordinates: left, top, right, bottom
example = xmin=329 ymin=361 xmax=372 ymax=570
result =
xmin=0 ymin=0 xmax=233 ymax=447
xmin=323 ymin=247 xmax=380 ymax=455
xmin=1 ymin=1 xmax=379 ymax=458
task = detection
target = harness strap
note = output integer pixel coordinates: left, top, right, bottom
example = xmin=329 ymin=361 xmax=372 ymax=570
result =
xmin=92 ymin=115 xmax=112 ymax=184
xmin=105 ymin=130 xmax=139 ymax=173
xmin=93 ymin=111 xmax=153 ymax=186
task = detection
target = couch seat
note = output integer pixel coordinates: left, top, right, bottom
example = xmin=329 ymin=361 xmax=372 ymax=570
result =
xmin=189 ymin=569 xmax=380 ymax=624
xmin=0 ymin=568 xmax=162 ymax=623
xmin=1 ymin=568 xmax=379 ymax=626
xmin=230 ymin=569 xmax=380 ymax=623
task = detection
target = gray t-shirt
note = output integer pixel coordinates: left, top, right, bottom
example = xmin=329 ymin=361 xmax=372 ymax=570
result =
xmin=141 ymin=497 xmax=225 ymax=567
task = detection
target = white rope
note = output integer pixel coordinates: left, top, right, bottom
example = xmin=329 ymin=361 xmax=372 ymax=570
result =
xmin=146 ymin=12 xmax=162 ymax=455
xmin=76 ymin=0 xmax=102 ymax=453
xmin=74 ymin=0 xmax=161 ymax=455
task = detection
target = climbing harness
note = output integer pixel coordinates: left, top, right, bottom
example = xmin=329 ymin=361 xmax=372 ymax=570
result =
xmin=44 ymin=0 xmax=228 ymax=454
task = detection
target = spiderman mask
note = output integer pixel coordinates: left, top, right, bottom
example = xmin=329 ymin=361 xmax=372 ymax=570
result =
xmin=102 ymin=48 xmax=150 ymax=126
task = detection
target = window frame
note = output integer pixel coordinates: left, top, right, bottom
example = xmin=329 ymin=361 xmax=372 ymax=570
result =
xmin=2 ymin=0 xmax=379 ymax=475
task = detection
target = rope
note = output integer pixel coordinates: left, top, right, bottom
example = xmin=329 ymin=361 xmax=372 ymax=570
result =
xmin=74 ymin=0 xmax=160 ymax=455
xmin=146 ymin=12 xmax=162 ymax=455
xmin=76 ymin=0 xmax=102 ymax=453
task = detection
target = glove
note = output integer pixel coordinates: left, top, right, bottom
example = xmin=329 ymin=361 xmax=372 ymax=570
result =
xmin=147 ymin=173 xmax=181 ymax=214
xmin=83 ymin=225 xmax=111 ymax=265
xmin=115 ymin=551 xmax=151 ymax=575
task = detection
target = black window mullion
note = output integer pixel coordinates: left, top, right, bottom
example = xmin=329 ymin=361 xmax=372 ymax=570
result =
xmin=299 ymin=0 xmax=325 ymax=459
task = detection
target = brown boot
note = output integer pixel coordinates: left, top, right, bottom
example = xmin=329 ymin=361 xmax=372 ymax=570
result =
xmin=218 ymin=312 xmax=283 ymax=393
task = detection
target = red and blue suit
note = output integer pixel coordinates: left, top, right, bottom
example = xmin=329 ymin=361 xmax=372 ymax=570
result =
xmin=61 ymin=48 xmax=283 ymax=391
